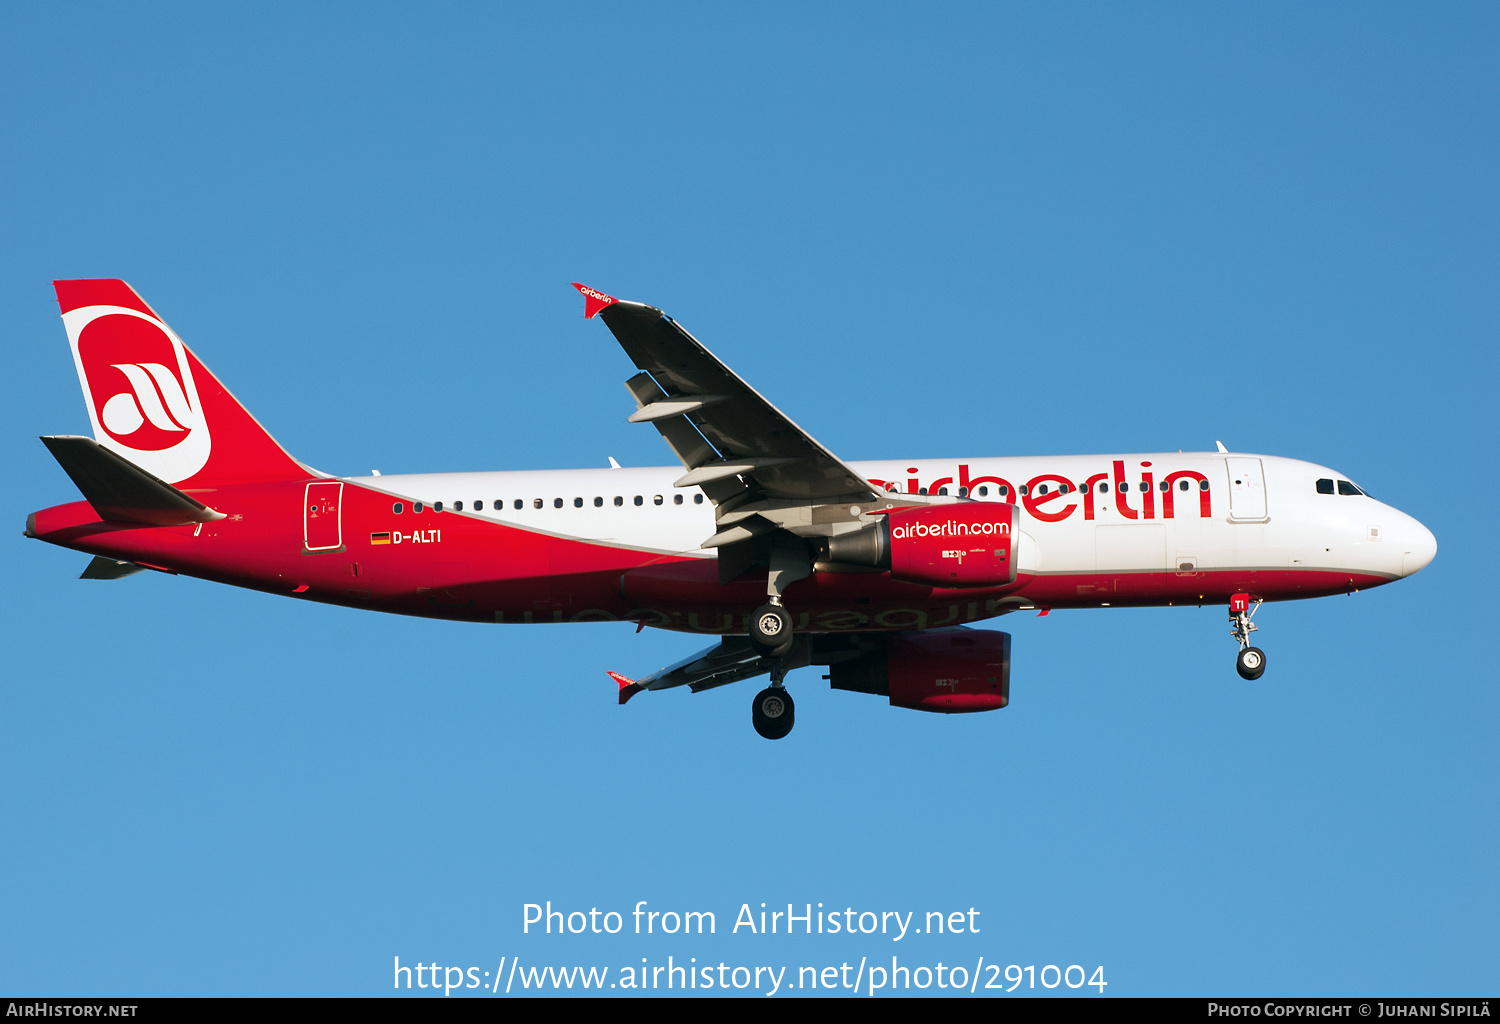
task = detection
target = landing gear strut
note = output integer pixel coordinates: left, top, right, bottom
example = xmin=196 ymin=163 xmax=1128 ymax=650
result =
xmin=748 ymin=538 xmax=807 ymax=737
xmin=1229 ymin=592 xmax=1266 ymax=680
xmin=751 ymin=684 xmax=795 ymax=740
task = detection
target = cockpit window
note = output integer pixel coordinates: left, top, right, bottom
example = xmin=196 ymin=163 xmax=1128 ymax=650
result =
xmin=1316 ymin=479 xmax=1335 ymax=494
xmin=1337 ymin=480 xmax=1363 ymax=496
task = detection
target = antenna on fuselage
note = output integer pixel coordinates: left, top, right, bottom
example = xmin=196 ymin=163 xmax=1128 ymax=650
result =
xmin=1215 ymin=441 xmax=1228 ymax=453
xmin=608 ymin=457 xmax=622 ymax=469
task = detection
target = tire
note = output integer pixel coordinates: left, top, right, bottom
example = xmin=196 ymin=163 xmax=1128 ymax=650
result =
xmin=749 ymin=603 xmax=794 ymax=657
xmin=1236 ymin=646 xmax=1267 ymax=681
xmin=751 ymin=686 xmax=795 ymax=740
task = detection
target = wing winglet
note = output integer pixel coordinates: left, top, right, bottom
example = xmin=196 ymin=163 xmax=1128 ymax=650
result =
xmin=607 ymin=670 xmax=645 ymax=705
xmin=572 ymin=283 xmax=619 ymax=319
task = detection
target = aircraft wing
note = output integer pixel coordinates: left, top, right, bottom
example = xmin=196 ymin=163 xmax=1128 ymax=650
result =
xmin=576 ymin=284 xmax=880 ymax=508
xmin=612 ymin=636 xmax=778 ymax=703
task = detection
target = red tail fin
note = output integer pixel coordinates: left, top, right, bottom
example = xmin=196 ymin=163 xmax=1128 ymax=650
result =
xmin=55 ymin=280 xmax=311 ymax=488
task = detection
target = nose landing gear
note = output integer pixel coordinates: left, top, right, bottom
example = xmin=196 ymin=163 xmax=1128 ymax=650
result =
xmin=1229 ymin=592 xmax=1266 ymax=680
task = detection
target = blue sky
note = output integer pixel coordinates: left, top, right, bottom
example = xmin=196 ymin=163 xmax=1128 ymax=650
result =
xmin=2 ymin=3 xmax=1495 ymax=997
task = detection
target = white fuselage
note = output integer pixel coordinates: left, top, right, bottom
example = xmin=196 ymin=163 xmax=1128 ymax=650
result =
xmin=355 ymin=452 xmax=1437 ymax=586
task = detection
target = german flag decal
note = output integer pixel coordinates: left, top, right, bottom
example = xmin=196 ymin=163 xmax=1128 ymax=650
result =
xmin=369 ymin=532 xmax=391 ymax=545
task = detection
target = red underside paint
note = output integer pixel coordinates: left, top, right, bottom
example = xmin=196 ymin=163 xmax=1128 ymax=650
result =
xmin=28 ymin=478 xmax=1397 ymax=634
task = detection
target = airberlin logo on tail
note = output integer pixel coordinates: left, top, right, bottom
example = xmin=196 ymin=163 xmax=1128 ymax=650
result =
xmin=64 ymin=305 xmax=212 ymax=485
xmin=99 ymin=362 xmax=198 ymax=437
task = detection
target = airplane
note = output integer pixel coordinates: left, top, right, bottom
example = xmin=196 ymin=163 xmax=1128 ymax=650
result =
xmin=27 ymin=279 xmax=1437 ymax=739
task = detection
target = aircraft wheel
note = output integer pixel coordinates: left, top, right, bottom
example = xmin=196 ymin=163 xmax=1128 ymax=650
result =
xmin=749 ymin=603 xmax=794 ymax=657
xmin=1236 ymin=646 xmax=1267 ymax=681
xmin=751 ymin=686 xmax=795 ymax=740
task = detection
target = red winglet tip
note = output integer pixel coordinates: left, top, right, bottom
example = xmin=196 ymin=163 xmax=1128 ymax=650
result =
xmin=1037 ymin=606 xmax=1051 ymax=617
xmin=572 ymin=282 xmax=619 ymax=319
xmin=607 ymin=670 xmax=644 ymax=706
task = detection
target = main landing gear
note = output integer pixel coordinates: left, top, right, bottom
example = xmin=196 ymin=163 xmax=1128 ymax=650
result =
xmin=751 ymin=684 xmax=795 ymax=740
xmin=1229 ymin=592 xmax=1266 ymax=680
xmin=750 ymin=603 xmax=796 ymax=739
xmin=748 ymin=541 xmax=809 ymax=739
xmin=749 ymin=600 xmax=794 ymax=657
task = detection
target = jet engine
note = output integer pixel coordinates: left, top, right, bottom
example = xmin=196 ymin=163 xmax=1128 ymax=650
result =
xmin=823 ymin=628 xmax=1011 ymax=713
xmin=823 ymin=502 xmax=1019 ymax=588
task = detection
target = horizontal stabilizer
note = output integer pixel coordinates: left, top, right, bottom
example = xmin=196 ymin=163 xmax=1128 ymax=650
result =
xmin=40 ymin=435 xmax=226 ymax=526
xmin=80 ymin=555 xmax=146 ymax=580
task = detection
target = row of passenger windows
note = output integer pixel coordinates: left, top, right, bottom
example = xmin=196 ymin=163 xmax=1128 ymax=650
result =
xmin=922 ymin=479 xmax=1210 ymax=497
xmin=388 ymin=478 xmax=1215 ymax=513
xmin=391 ymin=493 xmax=708 ymax=514
xmin=1315 ymin=478 xmax=1365 ymax=496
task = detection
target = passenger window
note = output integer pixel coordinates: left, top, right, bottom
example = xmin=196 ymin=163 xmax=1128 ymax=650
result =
xmin=454 ymin=501 xmax=463 ymax=511
xmin=919 ymin=487 xmax=928 ymax=495
xmin=1099 ymin=483 xmax=1109 ymax=493
xmin=634 ymin=496 xmax=643 ymax=506
xmin=533 ymin=498 xmax=543 ymax=509
xmin=514 ymin=499 xmax=523 ymax=510
xmin=614 ymin=496 xmax=624 ymax=507
xmin=1338 ymin=480 xmax=1362 ymax=496
xmin=977 ymin=486 xmax=988 ymax=496
xmin=1037 ymin=485 xmax=1049 ymax=496
xmin=653 ymin=495 xmax=664 ymax=505
xmin=1316 ymin=479 xmax=1335 ymax=494
xmin=574 ymin=497 xmax=583 ymax=508
xmin=554 ymin=498 xmax=564 ymax=508
xmin=937 ymin=486 xmax=948 ymax=495
xmin=999 ymin=485 xmax=1009 ymax=497
xmin=1159 ymin=481 xmax=1167 ymax=492
xmin=958 ymin=486 xmax=969 ymax=497
xmin=414 ymin=501 xmax=425 ymax=513
xmin=694 ymin=493 xmax=704 ymax=504
xmin=434 ymin=501 xmax=444 ymax=512
xmin=594 ymin=496 xmax=603 ymax=507
xmin=1179 ymin=480 xmax=1189 ymax=491
xmin=1060 ymin=484 xmax=1070 ymax=494
xmin=393 ymin=502 xmax=404 ymax=514
xmin=674 ymin=494 xmax=683 ymax=505
xmin=1200 ymin=480 xmax=1210 ymax=491
xmin=1019 ymin=485 xmax=1029 ymax=496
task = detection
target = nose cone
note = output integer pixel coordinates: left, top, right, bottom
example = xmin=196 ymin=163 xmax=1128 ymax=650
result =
xmin=1400 ymin=516 xmax=1437 ymax=577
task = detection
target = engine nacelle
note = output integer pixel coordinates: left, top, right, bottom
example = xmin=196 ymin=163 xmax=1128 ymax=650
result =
xmin=826 ymin=629 xmax=1011 ymax=713
xmin=825 ymin=502 xmax=1019 ymax=588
